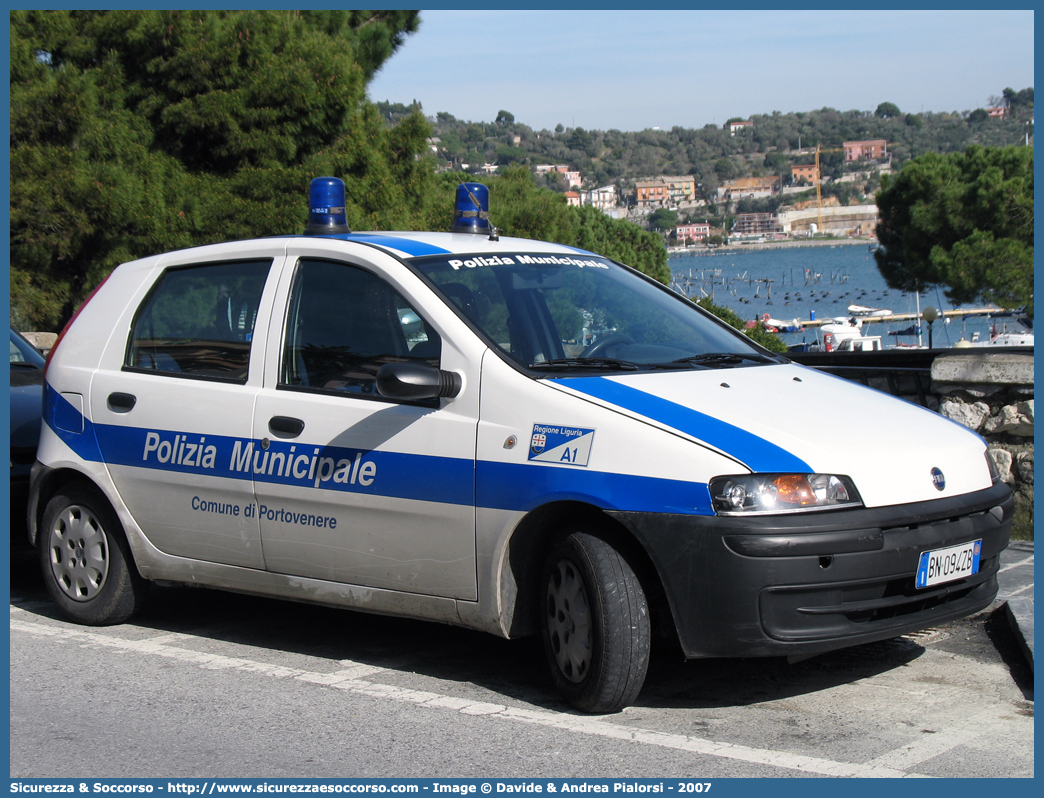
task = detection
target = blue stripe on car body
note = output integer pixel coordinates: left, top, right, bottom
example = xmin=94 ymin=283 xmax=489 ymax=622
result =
xmin=44 ymin=386 xmax=714 ymax=515
xmin=342 ymin=234 xmax=451 ymax=257
xmin=43 ymin=385 xmax=104 ymax=463
xmin=476 ymin=461 xmax=712 ymax=515
xmin=557 ymin=376 xmax=812 ymax=474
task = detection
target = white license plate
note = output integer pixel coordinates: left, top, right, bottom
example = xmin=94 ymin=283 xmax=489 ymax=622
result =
xmin=915 ymin=539 xmax=982 ymax=589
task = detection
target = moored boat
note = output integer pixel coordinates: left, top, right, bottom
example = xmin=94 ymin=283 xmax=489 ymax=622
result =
xmin=847 ymin=304 xmax=893 ymax=318
xmin=969 ymin=316 xmax=1034 ymax=347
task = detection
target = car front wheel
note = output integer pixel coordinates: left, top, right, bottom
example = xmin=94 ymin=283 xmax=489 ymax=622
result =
xmin=541 ymin=530 xmax=650 ymax=713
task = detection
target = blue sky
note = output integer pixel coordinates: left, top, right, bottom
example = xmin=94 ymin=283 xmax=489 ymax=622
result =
xmin=367 ymin=9 xmax=1035 ymax=131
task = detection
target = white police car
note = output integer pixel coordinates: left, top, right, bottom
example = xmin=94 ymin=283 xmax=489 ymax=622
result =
xmin=30 ymin=179 xmax=1012 ymax=713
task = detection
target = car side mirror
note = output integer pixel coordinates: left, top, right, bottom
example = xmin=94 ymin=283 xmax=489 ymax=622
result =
xmin=376 ymin=361 xmax=461 ymax=401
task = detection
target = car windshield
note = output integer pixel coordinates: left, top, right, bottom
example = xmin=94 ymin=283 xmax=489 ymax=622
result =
xmin=412 ymin=252 xmax=781 ymax=372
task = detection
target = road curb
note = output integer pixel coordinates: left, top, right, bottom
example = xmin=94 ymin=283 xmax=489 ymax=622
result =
xmin=1003 ymin=597 xmax=1034 ymax=674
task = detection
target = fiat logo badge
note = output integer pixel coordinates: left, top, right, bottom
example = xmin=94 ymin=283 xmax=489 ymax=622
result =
xmin=931 ymin=467 xmax=946 ymax=491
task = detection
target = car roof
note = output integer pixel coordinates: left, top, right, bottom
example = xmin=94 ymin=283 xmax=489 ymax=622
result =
xmin=287 ymin=231 xmax=595 ymax=260
xmin=111 ymin=231 xmax=604 ymax=275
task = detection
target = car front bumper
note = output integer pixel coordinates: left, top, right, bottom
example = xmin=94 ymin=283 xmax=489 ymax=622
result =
xmin=610 ymin=481 xmax=1013 ymax=659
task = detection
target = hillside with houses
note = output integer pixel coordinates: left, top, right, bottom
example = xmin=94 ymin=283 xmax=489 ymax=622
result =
xmin=378 ymin=92 xmax=1033 ymax=246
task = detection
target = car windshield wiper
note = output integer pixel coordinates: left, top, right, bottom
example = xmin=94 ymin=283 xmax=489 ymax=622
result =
xmin=528 ymin=357 xmax=640 ymax=371
xmin=664 ymin=352 xmax=779 ymax=369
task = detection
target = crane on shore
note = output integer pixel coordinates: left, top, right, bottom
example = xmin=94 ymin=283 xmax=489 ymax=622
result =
xmin=814 ymin=144 xmax=844 ymax=232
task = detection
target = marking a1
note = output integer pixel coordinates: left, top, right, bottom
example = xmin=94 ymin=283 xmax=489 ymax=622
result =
xmin=528 ymin=424 xmax=595 ymax=467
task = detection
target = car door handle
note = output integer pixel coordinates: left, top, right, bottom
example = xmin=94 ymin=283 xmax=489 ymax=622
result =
xmin=107 ymin=392 xmax=137 ymax=413
xmin=269 ymin=416 xmax=305 ymax=437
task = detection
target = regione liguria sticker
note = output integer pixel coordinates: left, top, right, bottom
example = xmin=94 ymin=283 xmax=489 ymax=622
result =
xmin=529 ymin=423 xmax=595 ymax=466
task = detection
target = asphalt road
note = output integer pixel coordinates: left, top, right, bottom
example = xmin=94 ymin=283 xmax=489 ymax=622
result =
xmin=8 ymin=541 xmax=1034 ymax=779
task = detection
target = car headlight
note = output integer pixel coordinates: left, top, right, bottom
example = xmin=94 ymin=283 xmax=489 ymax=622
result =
xmin=709 ymin=473 xmax=862 ymax=515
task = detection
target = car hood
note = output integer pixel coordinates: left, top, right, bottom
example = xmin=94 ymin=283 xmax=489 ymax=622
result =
xmin=551 ymin=364 xmax=992 ymax=508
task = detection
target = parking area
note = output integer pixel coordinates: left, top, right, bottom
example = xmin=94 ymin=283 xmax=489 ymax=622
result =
xmin=9 ymin=541 xmax=1034 ymax=778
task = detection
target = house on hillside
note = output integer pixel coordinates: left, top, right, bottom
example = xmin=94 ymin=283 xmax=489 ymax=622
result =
xmin=675 ymin=222 xmax=711 ymax=244
xmin=535 ymin=164 xmax=581 ymax=189
xmin=726 ymin=120 xmax=754 ymax=136
xmin=791 ymin=163 xmax=818 ymax=184
xmin=717 ymin=176 xmax=781 ymax=201
xmin=564 ymin=191 xmax=581 ymax=207
xmin=584 ymin=185 xmax=617 ymax=211
xmin=662 ymin=175 xmax=697 ymax=204
xmin=635 ymin=179 xmax=668 ymax=208
xmin=843 ymin=140 xmax=888 ymax=162
xmin=635 ymin=175 xmax=696 ymax=207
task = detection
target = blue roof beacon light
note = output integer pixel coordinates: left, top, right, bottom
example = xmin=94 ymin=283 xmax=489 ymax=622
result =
xmin=451 ymin=182 xmax=496 ymax=239
xmin=304 ymin=177 xmax=351 ymax=235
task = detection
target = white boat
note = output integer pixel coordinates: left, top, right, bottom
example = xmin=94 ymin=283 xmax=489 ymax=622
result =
xmin=847 ymin=304 xmax=893 ymax=318
xmin=821 ymin=316 xmax=864 ymax=340
xmin=809 ymin=316 xmax=884 ymax=352
xmin=969 ymin=316 xmax=1034 ymax=347
xmin=759 ymin=314 xmax=804 ymax=332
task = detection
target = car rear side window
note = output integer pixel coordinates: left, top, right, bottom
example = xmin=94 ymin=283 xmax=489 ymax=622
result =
xmin=126 ymin=260 xmax=271 ymax=382
xmin=280 ymin=259 xmax=441 ymax=396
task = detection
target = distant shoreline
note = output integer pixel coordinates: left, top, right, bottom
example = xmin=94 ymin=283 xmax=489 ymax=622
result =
xmin=669 ymin=238 xmax=875 ymax=256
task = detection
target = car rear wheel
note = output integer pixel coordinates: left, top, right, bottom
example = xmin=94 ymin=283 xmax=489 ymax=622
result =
xmin=39 ymin=484 xmax=146 ymax=625
xmin=541 ymin=530 xmax=650 ymax=713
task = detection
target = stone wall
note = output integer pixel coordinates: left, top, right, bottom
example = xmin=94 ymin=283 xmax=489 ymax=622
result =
xmin=21 ymin=331 xmax=57 ymax=354
xmin=932 ymin=350 xmax=1034 ymax=537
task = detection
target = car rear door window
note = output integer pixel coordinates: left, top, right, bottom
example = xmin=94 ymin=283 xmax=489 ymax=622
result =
xmin=126 ymin=260 xmax=271 ymax=382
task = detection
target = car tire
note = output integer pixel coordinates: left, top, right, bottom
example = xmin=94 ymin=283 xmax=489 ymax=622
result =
xmin=39 ymin=483 xmax=147 ymax=625
xmin=541 ymin=530 xmax=650 ymax=713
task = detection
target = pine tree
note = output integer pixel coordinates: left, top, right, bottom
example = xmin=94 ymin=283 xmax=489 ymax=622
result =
xmin=10 ymin=10 xmax=431 ymax=328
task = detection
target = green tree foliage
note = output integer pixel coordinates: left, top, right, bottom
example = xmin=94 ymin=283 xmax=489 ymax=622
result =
xmin=762 ymin=151 xmax=791 ymax=178
xmin=735 ymin=195 xmax=783 ymax=215
xmin=494 ymin=144 xmax=529 ymax=165
xmin=483 ymin=166 xmax=578 ymax=244
xmin=572 ymin=206 xmax=670 ymax=285
xmin=875 ymin=101 xmax=901 ymax=118
xmin=1012 ymin=87 xmax=1034 ymax=114
xmin=11 ymin=10 xmax=430 ymax=329
xmin=874 ymin=145 xmax=1033 ymax=315
xmin=567 ymin=127 xmax=599 ymax=158
xmin=695 ymin=298 xmax=788 ymax=353
xmin=714 ymin=157 xmax=740 ymax=180
xmin=647 ymin=208 xmax=678 ymax=231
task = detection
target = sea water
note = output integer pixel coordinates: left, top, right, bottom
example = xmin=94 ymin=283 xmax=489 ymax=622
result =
xmin=668 ymin=244 xmax=1007 ymax=348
